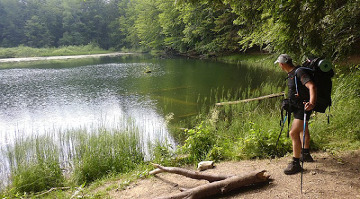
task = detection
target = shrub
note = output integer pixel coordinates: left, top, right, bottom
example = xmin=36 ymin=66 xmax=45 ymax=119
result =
xmin=180 ymin=122 xmax=217 ymax=163
xmin=236 ymin=122 xmax=292 ymax=159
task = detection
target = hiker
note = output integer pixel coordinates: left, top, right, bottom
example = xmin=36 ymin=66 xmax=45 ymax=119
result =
xmin=275 ymin=54 xmax=315 ymax=175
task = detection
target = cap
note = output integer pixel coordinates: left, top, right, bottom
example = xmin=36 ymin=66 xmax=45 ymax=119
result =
xmin=274 ymin=54 xmax=292 ymax=64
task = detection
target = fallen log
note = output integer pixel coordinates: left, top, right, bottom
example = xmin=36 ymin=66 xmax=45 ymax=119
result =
xmin=151 ymin=163 xmax=230 ymax=182
xmin=215 ymin=92 xmax=285 ymax=106
xmin=150 ymin=164 xmax=270 ymax=199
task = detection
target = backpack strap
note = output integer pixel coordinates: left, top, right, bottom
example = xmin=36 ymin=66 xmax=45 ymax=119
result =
xmin=294 ymin=67 xmax=314 ymax=98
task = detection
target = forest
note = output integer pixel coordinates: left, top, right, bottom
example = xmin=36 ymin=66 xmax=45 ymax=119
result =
xmin=1 ymin=0 xmax=360 ymax=61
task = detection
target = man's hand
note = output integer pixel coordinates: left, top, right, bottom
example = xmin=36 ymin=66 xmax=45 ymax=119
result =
xmin=304 ymin=101 xmax=315 ymax=111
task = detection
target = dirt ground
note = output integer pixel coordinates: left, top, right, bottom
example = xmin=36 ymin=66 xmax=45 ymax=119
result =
xmin=107 ymin=150 xmax=360 ymax=199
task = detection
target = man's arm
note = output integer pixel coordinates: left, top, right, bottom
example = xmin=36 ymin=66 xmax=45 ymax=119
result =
xmin=304 ymin=81 xmax=317 ymax=111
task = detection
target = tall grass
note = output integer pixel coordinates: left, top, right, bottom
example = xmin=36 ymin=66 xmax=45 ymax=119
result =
xmin=310 ymin=67 xmax=360 ymax=151
xmin=178 ymin=58 xmax=360 ymax=164
xmin=69 ymin=128 xmax=144 ymax=184
xmin=0 ymin=44 xmax=112 ymax=59
xmin=5 ymin=135 xmax=64 ymax=194
xmin=1 ymin=125 xmax=145 ymax=196
xmin=177 ymin=80 xmax=289 ymax=163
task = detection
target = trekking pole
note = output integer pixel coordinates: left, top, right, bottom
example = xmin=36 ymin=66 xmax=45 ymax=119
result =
xmin=301 ymin=108 xmax=307 ymax=193
xmin=275 ymin=115 xmax=287 ymax=156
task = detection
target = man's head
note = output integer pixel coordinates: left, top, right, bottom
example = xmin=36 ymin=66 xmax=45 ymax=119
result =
xmin=275 ymin=54 xmax=294 ymax=72
xmin=274 ymin=54 xmax=293 ymax=65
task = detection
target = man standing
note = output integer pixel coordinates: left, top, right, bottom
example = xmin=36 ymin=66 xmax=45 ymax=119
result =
xmin=275 ymin=54 xmax=316 ymax=175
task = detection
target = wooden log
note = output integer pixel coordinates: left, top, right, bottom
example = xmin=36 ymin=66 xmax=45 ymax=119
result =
xmin=155 ymin=170 xmax=270 ymax=199
xmin=150 ymin=163 xmax=230 ymax=182
xmin=215 ymin=92 xmax=285 ymax=106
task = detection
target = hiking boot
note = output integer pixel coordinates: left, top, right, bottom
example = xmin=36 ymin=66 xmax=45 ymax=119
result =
xmin=284 ymin=160 xmax=302 ymax=175
xmin=300 ymin=152 xmax=314 ymax=162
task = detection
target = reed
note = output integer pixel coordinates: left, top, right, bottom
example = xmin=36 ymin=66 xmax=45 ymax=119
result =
xmin=68 ymin=128 xmax=144 ymax=184
xmin=4 ymin=133 xmax=64 ymax=194
xmin=1 ymin=124 xmax=145 ymax=195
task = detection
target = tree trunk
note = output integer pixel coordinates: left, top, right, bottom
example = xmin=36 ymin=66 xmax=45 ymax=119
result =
xmin=150 ymin=164 xmax=270 ymax=199
xmin=150 ymin=164 xmax=230 ymax=182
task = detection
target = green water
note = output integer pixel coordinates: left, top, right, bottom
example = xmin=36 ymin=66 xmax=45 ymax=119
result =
xmin=0 ymin=54 xmax=286 ymax=188
xmin=0 ymin=54 xmax=283 ymax=143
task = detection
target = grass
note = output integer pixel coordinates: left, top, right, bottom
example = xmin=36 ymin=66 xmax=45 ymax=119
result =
xmin=310 ymin=65 xmax=360 ymax=151
xmin=5 ymin=135 xmax=64 ymax=194
xmin=0 ymin=44 xmax=113 ymax=59
xmin=175 ymin=56 xmax=360 ymax=164
xmin=177 ymin=84 xmax=291 ymax=163
xmin=0 ymin=125 xmax=146 ymax=197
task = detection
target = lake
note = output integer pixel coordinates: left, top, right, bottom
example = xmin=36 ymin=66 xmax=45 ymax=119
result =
xmin=0 ymin=54 xmax=283 ymax=187
xmin=0 ymin=55 xmax=281 ymax=143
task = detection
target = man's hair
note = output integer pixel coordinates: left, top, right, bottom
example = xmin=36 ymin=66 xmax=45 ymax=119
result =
xmin=275 ymin=54 xmax=293 ymax=65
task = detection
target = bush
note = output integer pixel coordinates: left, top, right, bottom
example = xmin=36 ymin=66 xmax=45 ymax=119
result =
xmin=236 ymin=122 xmax=292 ymax=159
xmin=150 ymin=141 xmax=175 ymax=166
xmin=180 ymin=122 xmax=217 ymax=163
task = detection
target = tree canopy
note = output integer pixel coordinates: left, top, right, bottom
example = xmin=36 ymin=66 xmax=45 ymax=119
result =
xmin=0 ymin=0 xmax=359 ymax=60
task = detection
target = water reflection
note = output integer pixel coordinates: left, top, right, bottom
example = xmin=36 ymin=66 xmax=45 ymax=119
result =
xmin=0 ymin=59 xmax=177 ymax=188
xmin=0 ymin=62 xmax=174 ymax=147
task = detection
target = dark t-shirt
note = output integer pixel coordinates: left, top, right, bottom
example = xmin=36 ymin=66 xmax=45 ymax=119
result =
xmin=287 ymin=67 xmax=312 ymax=107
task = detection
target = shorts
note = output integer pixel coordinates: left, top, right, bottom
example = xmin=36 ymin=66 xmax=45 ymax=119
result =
xmin=293 ymin=107 xmax=312 ymax=121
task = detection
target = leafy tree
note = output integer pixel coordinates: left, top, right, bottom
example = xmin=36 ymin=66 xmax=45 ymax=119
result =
xmin=133 ymin=0 xmax=164 ymax=50
xmin=0 ymin=0 xmax=359 ymax=60
xmin=0 ymin=0 xmax=26 ymax=47
xmin=59 ymin=0 xmax=87 ymax=46
xmin=24 ymin=15 xmax=54 ymax=47
xmin=157 ymin=0 xmax=186 ymax=53
xmin=322 ymin=0 xmax=360 ymax=59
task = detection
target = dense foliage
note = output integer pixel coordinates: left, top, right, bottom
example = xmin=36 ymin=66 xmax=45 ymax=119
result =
xmin=1 ymin=0 xmax=359 ymax=60
xmin=0 ymin=0 xmax=121 ymax=49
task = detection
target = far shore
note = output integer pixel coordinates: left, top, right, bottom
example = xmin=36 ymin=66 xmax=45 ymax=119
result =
xmin=0 ymin=52 xmax=136 ymax=63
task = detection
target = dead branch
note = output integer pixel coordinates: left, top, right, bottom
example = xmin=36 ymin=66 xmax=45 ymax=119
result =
xmin=215 ymin=92 xmax=285 ymax=106
xmin=151 ymin=163 xmax=231 ymax=182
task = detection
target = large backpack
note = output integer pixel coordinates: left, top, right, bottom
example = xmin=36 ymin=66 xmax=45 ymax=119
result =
xmin=276 ymin=58 xmax=334 ymax=153
xmin=294 ymin=57 xmax=334 ymax=113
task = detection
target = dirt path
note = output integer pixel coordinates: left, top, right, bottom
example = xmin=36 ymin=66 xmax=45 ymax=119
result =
xmin=107 ymin=150 xmax=360 ymax=199
xmin=0 ymin=52 xmax=135 ymax=63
